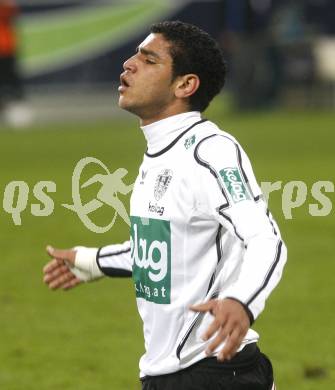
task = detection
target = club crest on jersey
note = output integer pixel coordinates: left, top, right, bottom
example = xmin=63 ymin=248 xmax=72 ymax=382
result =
xmin=220 ymin=167 xmax=251 ymax=203
xmin=154 ymin=169 xmax=173 ymax=201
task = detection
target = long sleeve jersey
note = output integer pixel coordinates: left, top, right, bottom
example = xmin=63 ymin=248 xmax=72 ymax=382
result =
xmin=79 ymin=111 xmax=287 ymax=377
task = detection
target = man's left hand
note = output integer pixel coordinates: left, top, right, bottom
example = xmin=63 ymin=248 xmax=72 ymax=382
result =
xmin=190 ymin=298 xmax=251 ymax=362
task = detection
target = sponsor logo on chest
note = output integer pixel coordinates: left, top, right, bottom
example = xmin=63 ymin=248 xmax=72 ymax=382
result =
xmin=148 ymin=201 xmax=165 ymax=216
xmin=131 ymin=216 xmax=171 ymax=304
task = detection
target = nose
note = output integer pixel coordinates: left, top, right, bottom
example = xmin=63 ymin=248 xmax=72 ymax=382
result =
xmin=123 ymin=54 xmax=137 ymax=72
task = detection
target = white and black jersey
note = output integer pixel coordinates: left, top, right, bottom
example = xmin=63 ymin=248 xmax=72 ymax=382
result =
xmin=78 ymin=111 xmax=287 ymax=378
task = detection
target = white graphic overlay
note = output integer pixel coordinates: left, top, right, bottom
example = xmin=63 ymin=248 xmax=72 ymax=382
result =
xmin=62 ymin=157 xmax=133 ymax=233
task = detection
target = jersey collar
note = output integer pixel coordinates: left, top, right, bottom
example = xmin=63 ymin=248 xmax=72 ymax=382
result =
xmin=141 ymin=111 xmax=202 ymax=156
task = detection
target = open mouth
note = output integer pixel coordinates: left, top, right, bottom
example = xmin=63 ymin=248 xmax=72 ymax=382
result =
xmin=120 ymin=75 xmax=130 ymax=88
xmin=122 ymin=79 xmax=129 ymax=87
xmin=118 ymin=75 xmax=130 ymax=94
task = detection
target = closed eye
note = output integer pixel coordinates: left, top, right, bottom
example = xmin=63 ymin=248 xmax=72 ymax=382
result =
xmin=145 ymin=58 xmax=156 ymax=64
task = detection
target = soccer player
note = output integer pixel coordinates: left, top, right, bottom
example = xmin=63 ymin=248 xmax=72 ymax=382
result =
xmin=43 ymin=21 xmax=286 ymax=390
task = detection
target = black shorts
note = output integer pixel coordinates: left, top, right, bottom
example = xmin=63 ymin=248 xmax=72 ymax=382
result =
xmin=141 ymin=344 xmax=274 ymax=390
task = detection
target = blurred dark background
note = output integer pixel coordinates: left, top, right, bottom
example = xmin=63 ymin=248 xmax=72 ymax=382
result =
xmin=1 ymin=0 xmax=335 ymax=126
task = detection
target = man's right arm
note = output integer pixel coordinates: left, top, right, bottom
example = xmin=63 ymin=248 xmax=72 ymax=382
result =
xmin=95 ymin=241 xmax=132 ymax=277
xmin=43 ymin=241 xmax=132 ymax=290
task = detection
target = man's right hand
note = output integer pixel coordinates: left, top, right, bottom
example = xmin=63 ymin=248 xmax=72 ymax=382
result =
xmin=43 ymin=246 xmax=83 ymax=290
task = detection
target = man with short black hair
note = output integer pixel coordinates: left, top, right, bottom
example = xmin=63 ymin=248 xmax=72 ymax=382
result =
xmin=43 ymin=21 xmax=285 ymax=390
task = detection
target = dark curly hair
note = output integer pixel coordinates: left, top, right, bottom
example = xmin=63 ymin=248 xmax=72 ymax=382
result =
xmin=150 ymin=21 xmax=227 ymax=112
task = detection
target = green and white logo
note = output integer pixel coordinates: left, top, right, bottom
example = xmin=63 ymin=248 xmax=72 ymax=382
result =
xmin=220 ymin=167 xmax=250 ymax=203
xmin=184 ymin=134 xmax=196 ymax=149
xmin=131 ymin=216 xmax=171 ymax=304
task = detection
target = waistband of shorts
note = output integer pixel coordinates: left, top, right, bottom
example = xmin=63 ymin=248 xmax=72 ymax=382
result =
xmin=192 ymin=342 xmax=260 ymax=372
xmin=141 ymin=342 xmax=260 ymax=381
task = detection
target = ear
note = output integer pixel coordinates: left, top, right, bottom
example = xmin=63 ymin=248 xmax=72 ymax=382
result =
xmin=174 ymin=74 xmax=200 ymax=99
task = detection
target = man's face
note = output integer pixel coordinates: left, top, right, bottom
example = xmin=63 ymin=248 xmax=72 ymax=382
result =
xmin=118 ymin=33 xmax=179 ymax=123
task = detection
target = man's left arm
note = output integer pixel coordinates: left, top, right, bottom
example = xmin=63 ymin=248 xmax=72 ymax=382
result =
xmin=191 ymin=134 xmax=287 ymax=361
